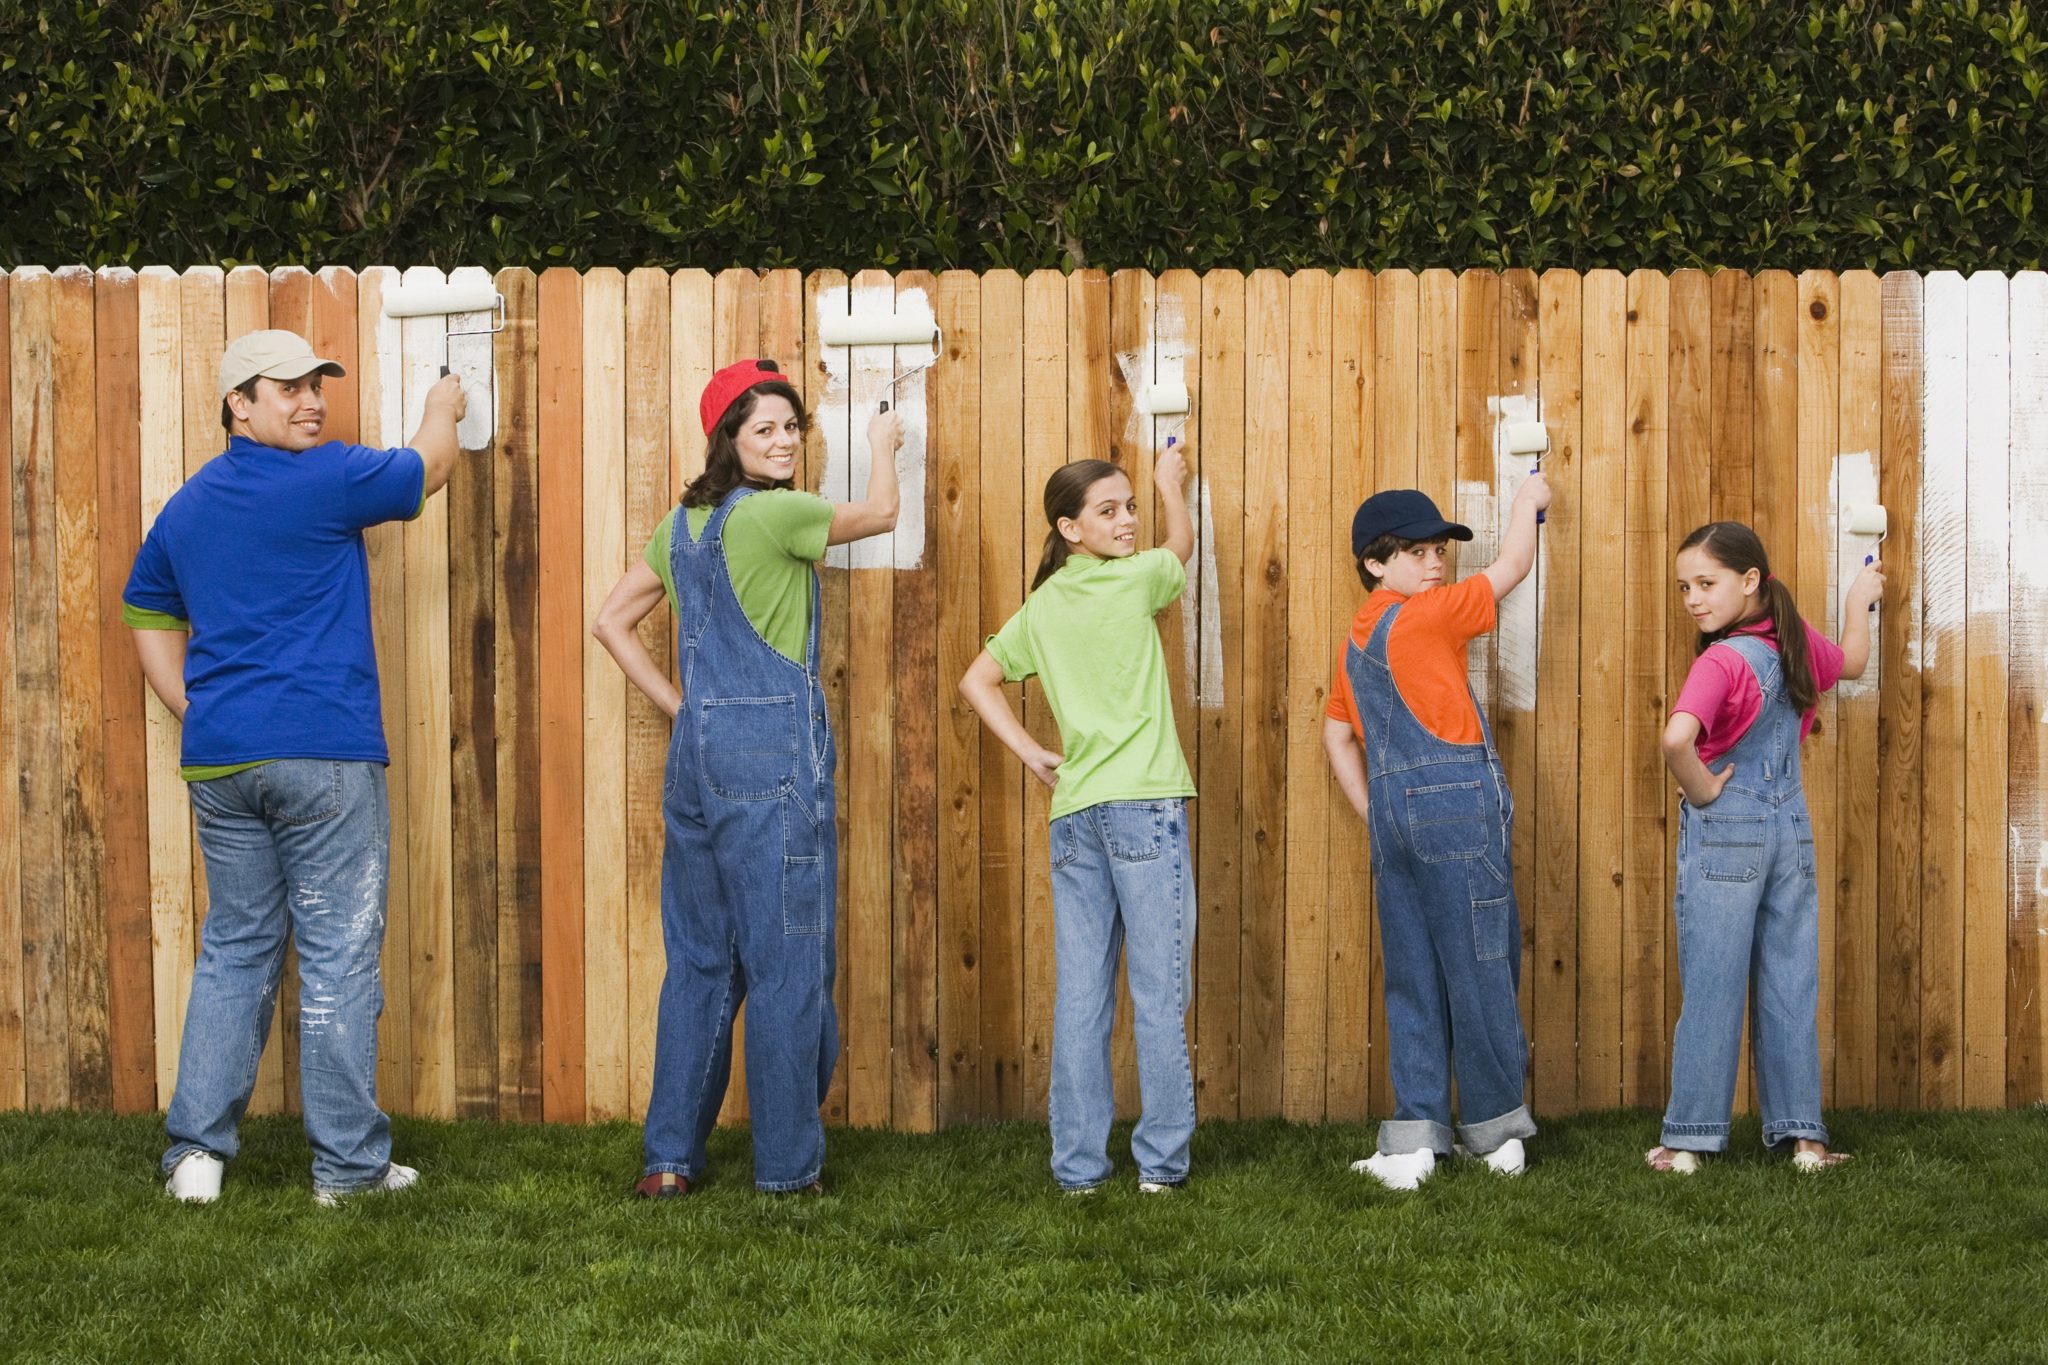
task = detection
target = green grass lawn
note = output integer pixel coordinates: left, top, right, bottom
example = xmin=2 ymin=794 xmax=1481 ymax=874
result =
xmin=4 ymin=1107 xmax=2045 ymax=1362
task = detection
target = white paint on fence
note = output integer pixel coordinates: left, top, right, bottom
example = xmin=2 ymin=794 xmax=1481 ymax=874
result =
xmin=1919 ymin=272 xmax=1969 ymax=676
xmin=446 ymin=265 xmax=496 ymax=450
xmin=817 ymin=282 xmax=931 ymax=570
xmin=1114 ymin=289 xmax=1191 ymax=453
xmin=1486 ymin=392 xmax=1543 ymax=713
xmin=1830 ymin=449 xmax=1881 ymax=697
xmin=362 ymin=266 xmax=404 ymax=449
xmin=1181 ymin=475 xmax=1225 ymax=710
xmin=2010 ymin=271 xmax=2048 ymax=931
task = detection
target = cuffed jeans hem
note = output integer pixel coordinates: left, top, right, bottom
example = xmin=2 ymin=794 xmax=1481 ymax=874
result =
xmin=1660 ymin=1121 xmax=1730 ymax=1153
xmin=641 ymin=1161 xmax=695 ymax=1180
xmin=312 ymin=1160 xmax=394 ymax=1199
xmin=1058 ymin=1180 xmax=1104 ymax=1193
xmin=160 ymin=1141 xmax=221 ymax=1177
xmin=1455 ymin=1105 xmax=1536 ymax=1156
xmin=757 ymin=1169 xmax=822 ymax=1193
xmin=1378 ymin=1119 xmax=1454 ymax=1157
xmin=1761 ymin=1121 xmax=1829 ymax=1149
xmin=1138 ymin=1167 xmax=1189 ymax=1186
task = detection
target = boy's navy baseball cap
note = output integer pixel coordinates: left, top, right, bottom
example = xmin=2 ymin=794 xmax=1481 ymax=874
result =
xmin=1350 ymin=489 xmax=1472 ymax=558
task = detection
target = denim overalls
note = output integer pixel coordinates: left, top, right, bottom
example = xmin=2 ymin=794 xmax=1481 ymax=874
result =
xmin=1662 ymin=634 xmax=1827 ymax=1153
xmin=1347 ymin=603 xmax=1536 ymax=1158
xmin=641 ymin=487 xmax=838 ymax=1191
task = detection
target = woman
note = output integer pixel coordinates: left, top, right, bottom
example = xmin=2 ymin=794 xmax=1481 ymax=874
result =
xmin=593 ymin=359 xmax=902 ymax=1195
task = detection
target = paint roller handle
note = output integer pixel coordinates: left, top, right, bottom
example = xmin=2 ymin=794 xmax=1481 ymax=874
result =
xmin=1534 ymin=470 xmax=1545 ymax=526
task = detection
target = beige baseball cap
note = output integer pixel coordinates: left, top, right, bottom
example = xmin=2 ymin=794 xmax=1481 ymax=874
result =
xmin=218 ymin=329 xmax=346 ymax=400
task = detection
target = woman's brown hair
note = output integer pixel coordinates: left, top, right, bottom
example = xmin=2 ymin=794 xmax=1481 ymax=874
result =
xmin=680 ymin=364 xmax=806 ymax=509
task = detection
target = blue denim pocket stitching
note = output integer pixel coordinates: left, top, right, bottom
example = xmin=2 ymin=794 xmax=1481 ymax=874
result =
xmin=700 ymin=695 xmax=798 ymax=801
xmin=263 ymin=761 xmax=344 ymax=827
xmin=1102 ymin=803 xmax=1164 ymax=863
xmin=1404 ymin=780 xmax=1488 ymax=863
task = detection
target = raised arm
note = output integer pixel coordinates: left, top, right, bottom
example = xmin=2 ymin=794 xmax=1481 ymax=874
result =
xmin=958 ymin=649 xmax=1062 ymax=789
xmin=132 ymin=627 xmax=190 ymax=719
xmin=1481 ymin=469 xmax=1552 ymax=602
xmin=827 ymin=408 xmax=905 ymax=546
xmin=1156 ymin=440 xmax=1194 ymax=565
xmin=591 ymin=561 xmax=681 ymax=717
xmin=409 ymin=373 xmax=469 ymax=501
xmin=1836 ymin=559 xmax=1886 ymax=680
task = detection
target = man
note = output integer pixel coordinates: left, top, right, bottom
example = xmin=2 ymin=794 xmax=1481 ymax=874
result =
xmin=126 ymin=329 xmax=464 ymax=1205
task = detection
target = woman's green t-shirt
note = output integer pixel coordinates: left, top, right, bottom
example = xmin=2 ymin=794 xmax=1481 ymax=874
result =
xmin=643 ymin=490 xmax=834 ymax=662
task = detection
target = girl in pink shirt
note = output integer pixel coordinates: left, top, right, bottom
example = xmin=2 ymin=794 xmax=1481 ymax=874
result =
xmin=1647 ymin=521 xmax=1883 ymax=1176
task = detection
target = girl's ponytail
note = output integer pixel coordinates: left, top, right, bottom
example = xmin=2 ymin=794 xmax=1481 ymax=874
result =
xmin=1030 ymin=459 xmax=1122 ymax=592
xmin=1677 ymin=520 xmax=1821 ymax=727
xmin=1761 ymin=574 xmax=1821 ymax=720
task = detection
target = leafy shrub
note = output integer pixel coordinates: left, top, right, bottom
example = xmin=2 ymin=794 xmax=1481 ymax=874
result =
xmin=3 ymin=0 xmax=2041 ymax=269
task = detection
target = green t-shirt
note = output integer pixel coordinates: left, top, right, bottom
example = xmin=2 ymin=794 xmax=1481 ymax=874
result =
xmin=644 ymin=490 xmax=835 ymax=663
xmin=984 ymin=547 xmax=1196 ymax=821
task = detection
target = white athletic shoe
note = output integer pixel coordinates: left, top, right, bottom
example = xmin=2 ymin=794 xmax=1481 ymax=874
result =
xmin=314 ymin=1161 xmax=419 ymax=1208
xmin=1350 ymin=1148 xmax=1436 ymax=1191
xmin=1452 ymin=1137 xmax=1527 ymax=1176
xmin=165 ymin=1152 xmax=224 ymax=1203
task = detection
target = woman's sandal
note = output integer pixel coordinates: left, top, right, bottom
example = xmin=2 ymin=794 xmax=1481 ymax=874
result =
xmin=1791 ymin=1148 xmax=1853 ymax=1173
xmin=633 ymin=1171 xmax=693 ymax=1199
xmin=1644 ymin=1146 xmax=1701 ymax=1174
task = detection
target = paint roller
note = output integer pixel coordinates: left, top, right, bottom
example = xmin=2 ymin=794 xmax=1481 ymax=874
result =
xmin=382 ymin=277 xmax=506 ymax=376
xmin=816 ymin=312 xmax=943 ymax=413
xmin=1503 ymin=419 xmax=1549 ymax=524
xmin=1845 ymin=503 xmax=1887 ymax=611
xmin=1138 ymin=380 xmax=1190 ymax=447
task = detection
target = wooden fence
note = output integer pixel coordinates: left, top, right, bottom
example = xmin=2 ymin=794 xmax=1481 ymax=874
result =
xmin=3 ymin=265 xmax=2044 ymax=1130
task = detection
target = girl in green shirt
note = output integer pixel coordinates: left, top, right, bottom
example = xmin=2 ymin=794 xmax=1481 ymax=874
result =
xmin=959 ymin=448 xmax=1200 ymax=1194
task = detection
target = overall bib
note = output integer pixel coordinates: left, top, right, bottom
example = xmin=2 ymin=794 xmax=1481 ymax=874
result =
xmin=1662 ymin=633 xmax=1827 ymax=1152
xmin=1347 ymin=603 xmax=1536 ymax=1157
xmin=641 ymin=488 xmax=839 ymax=1191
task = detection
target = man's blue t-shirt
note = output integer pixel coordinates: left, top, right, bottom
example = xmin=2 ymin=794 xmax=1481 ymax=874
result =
xmin=122 ymin=436 xmax=426 ymax=768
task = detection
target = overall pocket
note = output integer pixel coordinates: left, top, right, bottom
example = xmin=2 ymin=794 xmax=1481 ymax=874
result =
xmin=1698 ymin=813 xmax=1766 ymax=883
xmin=782 ymin=800 xmax=827 ymax=935
xmin=1404 ymin=780 xmax=1489 ymax=863
xmin=1468 ymin=857 xmax=1512 ymax=962
xmin=699 ymin=695 xmax=798 ymax=801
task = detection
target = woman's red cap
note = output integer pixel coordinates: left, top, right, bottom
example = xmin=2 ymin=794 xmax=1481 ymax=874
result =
xmin=699 ymin=359 xmax=785 ymax=435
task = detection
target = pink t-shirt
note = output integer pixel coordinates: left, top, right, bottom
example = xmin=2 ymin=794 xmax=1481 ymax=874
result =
xmin=1670 ymin=620 xmax=1845 ymax=765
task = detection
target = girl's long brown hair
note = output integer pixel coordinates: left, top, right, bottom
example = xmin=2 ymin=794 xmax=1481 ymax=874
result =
xmin=680 ymin=366 xmax=806 ymax=509
xmin=1030 ymin=459 xmax=1124 ymax=591
xmin=1678 ymin=520 xmax=1821 ymax=724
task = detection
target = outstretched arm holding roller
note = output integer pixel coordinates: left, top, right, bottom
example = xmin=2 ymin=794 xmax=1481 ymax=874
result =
xmin=826 ymin=408 xmax=905 ymax=545
xmin=412 ymin=374 xmax=468 ymax=499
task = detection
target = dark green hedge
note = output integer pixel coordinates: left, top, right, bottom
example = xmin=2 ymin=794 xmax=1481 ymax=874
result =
xmin=3 ymin=0 xmax=2043 ymax=270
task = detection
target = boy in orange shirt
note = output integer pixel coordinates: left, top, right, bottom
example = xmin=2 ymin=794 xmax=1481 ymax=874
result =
xmin=1323 ymin=479 xmax=1550 ymax=1190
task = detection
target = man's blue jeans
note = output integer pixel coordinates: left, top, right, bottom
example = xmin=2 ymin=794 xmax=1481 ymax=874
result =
xmin=1048 ymin=799 xmax=1197 ymax=1191
xmin=162 ymin=760 xmax=395 ymax=1195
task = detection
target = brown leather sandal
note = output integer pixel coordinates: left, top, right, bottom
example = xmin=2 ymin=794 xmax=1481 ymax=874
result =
xmin=633 ymin=1171 xmax=693 ymax=1199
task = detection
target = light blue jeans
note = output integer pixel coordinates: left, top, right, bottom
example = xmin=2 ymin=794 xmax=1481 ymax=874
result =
xmin=1047 ymin=799 xmax=1197 ymax=1190
xmin=163 ymin=760 xmax=395 ymax=1195
xmin=1662 ymin=796 xmax=1828 ymax=1152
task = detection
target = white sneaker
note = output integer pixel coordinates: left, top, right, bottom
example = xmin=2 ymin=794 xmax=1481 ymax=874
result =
xmin=165 ymin=1152 xmax=224 ymax=1203
xmin=1452 ymin=1137 xmax=1526 ymax=1176
xmin=1350 ymin=1148 xmax=1436 ymax=1191
xmin=1137 ymin=1179 xmax=1187 ymax=1195
xmin=314 ymin=1161 xmax=419 ymax=1208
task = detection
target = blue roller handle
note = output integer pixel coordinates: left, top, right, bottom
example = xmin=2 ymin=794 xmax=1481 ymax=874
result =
xmin=1533 ymin=466 xmax=1545 ymax=525
xmin=1866 ymin=553 xmax=1877 ymax=611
